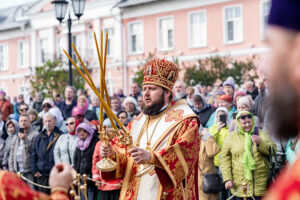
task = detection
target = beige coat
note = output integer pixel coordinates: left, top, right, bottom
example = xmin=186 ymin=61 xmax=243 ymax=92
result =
xmin=198 ymin=133 xmax=220 ymax=200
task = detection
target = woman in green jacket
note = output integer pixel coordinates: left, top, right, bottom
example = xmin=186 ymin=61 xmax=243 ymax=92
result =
xmin=220 ymin=111 xmax=276 ymax=200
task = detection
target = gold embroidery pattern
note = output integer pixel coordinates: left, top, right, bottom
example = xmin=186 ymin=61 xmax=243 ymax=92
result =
xmin=165 ymin=109 xmax=184 ymax=122
xmin=142 ymin=58 xmax=178 ymax=92
xmin=173 ymin=144 xmax=189 ymax=177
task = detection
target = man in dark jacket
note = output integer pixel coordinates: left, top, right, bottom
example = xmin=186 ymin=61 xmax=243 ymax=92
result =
xmin=31 ymin=112 xmax=63 ymax=194
xmin=59 ymin=86 xmax=77 ymax=119
xmin=192 ymin=94 xmax=215 ymax=127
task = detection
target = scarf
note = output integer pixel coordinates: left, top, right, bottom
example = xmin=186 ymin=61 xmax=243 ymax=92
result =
xmin=236 ymin=111 xmax=256 ymax=181
xmin=76 ymin=122 xmax=94 ymax=151
xmin=77 ymin=133 xmax=93 ymax=151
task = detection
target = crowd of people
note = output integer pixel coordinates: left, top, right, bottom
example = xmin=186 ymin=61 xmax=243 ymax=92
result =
xmin=0 ymin=75 xmax=288 ymax=200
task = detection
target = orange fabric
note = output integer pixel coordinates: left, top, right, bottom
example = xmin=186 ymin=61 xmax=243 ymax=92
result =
xmin=264 ymin=154 xmax=300 ymax=200
xmin=0 ymin=171 xmax=69 ymax=200
xmin=92 ymin=140 xmax=122 ymax=191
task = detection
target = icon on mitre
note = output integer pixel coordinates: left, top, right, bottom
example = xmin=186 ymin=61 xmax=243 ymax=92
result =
xmin=146 ymin=65 xmax=152 ymax=76
xmin=167 ymin=71 xmax=175 ymax=82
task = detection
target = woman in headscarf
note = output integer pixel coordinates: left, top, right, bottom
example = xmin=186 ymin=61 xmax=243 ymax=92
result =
xmin=122 ymin=96 xmax=140 ymax=119
xmin=54 ymin=117 xmax=79 ymax=165
xmin=77 ymin=95 xmax=89 ymax=113
xmin=208 ymin=107 xmax=230 ymax=200
xmin=229 ymin=95 xmax=260 ymax=132
xmin=2 ymin=119 xmax=18 ymax=169
xmin=73 ymin=122 xmax=99 ymax=200
xmin=38 ymin=98 xmax=55 ymax=118
xmin=220 ymin=111 xmax=276 ymax=200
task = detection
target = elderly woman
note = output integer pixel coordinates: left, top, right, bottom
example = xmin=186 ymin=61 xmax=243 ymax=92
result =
xmin=123 ymin=96 xmax=140 ymax=119
xmin=229 ymin=96 xmax=260 ymax=132
xmin=74 ymin=122 xmax=99 ymax=200
xmin=38 ymin=98 xmax=55 ymax=118
xmin=198 ymin=128 xmax=220 ymax=200
xmin=2 ymin=119 xmax=18 ymax=169
xmin=220 ymin=111 xmax=276 ymax=200
xmin=54 ymin=117 xmax=79 ymax=165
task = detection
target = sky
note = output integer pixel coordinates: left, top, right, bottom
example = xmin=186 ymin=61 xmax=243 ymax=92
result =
xmin=0 ymin=0 xmax=38 ymax=9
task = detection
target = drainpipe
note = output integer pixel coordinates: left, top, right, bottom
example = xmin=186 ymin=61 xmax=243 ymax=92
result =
xmin=120 ymin=11 xmax=128 ymax=95
xmin=111 ymin=3 xmax=127 ymax=95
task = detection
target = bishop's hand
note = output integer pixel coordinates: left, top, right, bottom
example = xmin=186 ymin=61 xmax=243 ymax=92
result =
xmin=100 ymin=142 xmax=115 ymax=158
xmin=129 ymin=147 xmax=151 ymax=164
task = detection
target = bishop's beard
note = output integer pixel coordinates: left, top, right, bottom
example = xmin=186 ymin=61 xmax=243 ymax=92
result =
xmin=143 ymin=92 xmax=165 ymax=116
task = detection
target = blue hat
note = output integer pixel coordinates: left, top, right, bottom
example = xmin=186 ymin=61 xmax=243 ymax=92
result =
xmin=268 ymin=0 xmax=300 ymax=31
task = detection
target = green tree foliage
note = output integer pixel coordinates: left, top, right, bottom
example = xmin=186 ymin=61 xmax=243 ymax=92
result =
xmin=29 ymin=60 xmax=84 ymax=98
xmin=184 ymin=56 xmax=258 ymax=86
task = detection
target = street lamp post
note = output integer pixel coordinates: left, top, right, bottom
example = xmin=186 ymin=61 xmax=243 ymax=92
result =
xmin=52 ymin=0 xmax=86 ymax=86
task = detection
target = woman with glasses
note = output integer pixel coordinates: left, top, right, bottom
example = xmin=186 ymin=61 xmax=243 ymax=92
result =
xmin=229 ymin=95 xmax=260 ymax=132
xmin=53 ymin=117 xmax=79 ymax=165
xmin=220 ymin=111 xmax=276 ymax=200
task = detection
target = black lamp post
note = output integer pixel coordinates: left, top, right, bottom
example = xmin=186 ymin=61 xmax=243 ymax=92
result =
xmin=52 ymin=0 xmax=86 ymax=86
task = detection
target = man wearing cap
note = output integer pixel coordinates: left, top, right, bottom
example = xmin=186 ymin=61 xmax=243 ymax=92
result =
xmin=0 ymin=91 xmax=13 ymax=121
xmin=262 ymin=0 xmax=300 ymax=199
xmin=100 ymin=58 xmax=200 ymax=200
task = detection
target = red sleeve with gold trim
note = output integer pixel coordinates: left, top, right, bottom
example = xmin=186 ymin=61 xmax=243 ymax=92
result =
xmin=100 ymin=122 xmax=133 ymax=181
xmin=153 ymin=117 xmax=200 ymax=199
xmin=264 ymin=154 xmax=300 ymax=200
xmin=0 ymin=171 xmax=68 ymax=200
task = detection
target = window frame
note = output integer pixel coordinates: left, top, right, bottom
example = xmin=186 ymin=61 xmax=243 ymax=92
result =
xmin=0 ymin=43 xmax=9 ymax=71
xmin=38 ymin=38 xmax=48 ymax=65
xmin=128 ymin=20 xmax=144 ymax=55
xmin=188 ymin=9 xmax=207 ymax=48
xmin=18 ymin=40 xmax=30 ymax=68
xmin=157 ymin=15 xmax=175 ymax=52
xmin=223 ymin=4 xmax=244 ymax=45
xmin=260 ymin=0 xmax=271 ymax=40
xmin=103 ymin=27 xmax=114 ymax=57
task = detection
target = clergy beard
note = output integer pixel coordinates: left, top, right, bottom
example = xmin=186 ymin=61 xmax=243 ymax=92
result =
xmin=269 ymin=70 xmax=300 ymax=140
xmin=143 ymin=92 xmax=165 ymax=116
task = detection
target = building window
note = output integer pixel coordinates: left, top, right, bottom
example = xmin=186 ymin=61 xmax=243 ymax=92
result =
xmin=224 ymin=5 xmax=243 ymax=44
xmin=72 ymin=35 xmax=81 ymax=61
xmin=56 ymin=37 xmax=63 ymax=60
xmin=189 ymin=11 xmax=207 ymax=48
xmin=261 ymin=0 xmax=271 ymax=39
xmin=39 ymin=38 xmax=49 ymax=64
xmin=19 ymin=41 xmax=29 ymax=68
xmin=128 ymin=22 xmax=144 ymax=54
xmin=103 ymin=28 xmax=114 ymax=56
xmin=158 ymin=17 xmax=174 ymax=51
xmin=88 ymin=32 xmax=95 ymax=58
xmin=0 ymin=44 xmax=9 ymax=70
